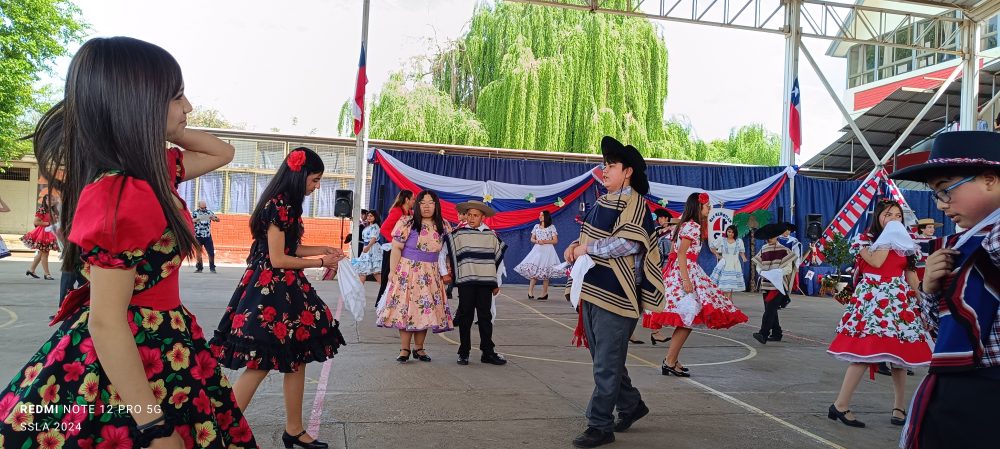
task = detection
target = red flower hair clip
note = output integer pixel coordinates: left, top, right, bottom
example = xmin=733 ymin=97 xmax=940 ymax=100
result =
xmin=287 ymin=150 xmax=306 ymax=172
xmin=698 ymin=193 xmax=710 ymax=204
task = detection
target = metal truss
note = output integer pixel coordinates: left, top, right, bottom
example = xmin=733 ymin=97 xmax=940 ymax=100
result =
xmin=508 ymin=0 xmax=965 ymax=55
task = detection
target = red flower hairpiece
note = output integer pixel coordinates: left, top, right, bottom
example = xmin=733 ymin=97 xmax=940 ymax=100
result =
xmin=287 ymin=150 xmax=306 ymax=172
xmin=698 ymin=193 xmax=710 ymax=204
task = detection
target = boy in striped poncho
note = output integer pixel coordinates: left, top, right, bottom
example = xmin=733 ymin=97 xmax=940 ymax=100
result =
xmin=446 ymin=200 xmax=508 ymax=366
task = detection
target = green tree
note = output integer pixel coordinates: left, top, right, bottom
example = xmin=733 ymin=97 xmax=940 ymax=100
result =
xmin=0 ymin=0 xmax=86 ymax=162
xmin=186 ymin=105 xmax=245 ymax=130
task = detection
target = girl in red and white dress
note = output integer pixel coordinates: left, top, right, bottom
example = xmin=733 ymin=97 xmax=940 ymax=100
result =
xmin=21 ymin=195 xmax=59 ymax=280
xmin=643 ymin=192 xmax=748 ymax=377
xmin=826 ymin=199 xmax=931 ymax=429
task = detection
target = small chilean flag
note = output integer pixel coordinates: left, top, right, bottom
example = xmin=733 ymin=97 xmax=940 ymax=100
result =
xmin=789 ymin=78 xmax=801 ymax=155
xmin=353 ymin=44 xmax=368 ymax=136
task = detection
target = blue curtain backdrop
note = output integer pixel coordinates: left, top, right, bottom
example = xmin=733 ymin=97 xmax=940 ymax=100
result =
xmin=368 ymin=149 xmax=790 ymax=285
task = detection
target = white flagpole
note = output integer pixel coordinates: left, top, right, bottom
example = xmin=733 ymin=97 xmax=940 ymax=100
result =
xmin=350 ymin=0 xmax=370 ymax=259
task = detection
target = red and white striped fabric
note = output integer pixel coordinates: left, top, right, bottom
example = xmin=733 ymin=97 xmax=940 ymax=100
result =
xmin=814 ymin=169 xmax=909 ymax=261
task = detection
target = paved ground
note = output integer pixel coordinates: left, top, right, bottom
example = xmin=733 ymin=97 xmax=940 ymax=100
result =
xmin=0 ymin=258 xmax=915 ymax=449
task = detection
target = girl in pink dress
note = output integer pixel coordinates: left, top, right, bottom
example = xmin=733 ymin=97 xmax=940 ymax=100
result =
xmin=21 ymin=195 xmax=59 ymax=280
xmin=643 ymin=192 xmax=748 ymax=377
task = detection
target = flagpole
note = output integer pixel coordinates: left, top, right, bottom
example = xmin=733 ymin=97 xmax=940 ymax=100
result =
xmin=351 ymin=0 xmax=370 ymax=259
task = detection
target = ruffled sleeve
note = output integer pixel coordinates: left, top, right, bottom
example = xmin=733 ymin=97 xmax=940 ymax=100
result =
xmin=167 ymin=147 xmax=186 ymax=188
xmin=393 ymin=216 xmax=414 ymax=243
xmin=260 ymin=196 xmax=294 ymax=232
xmin=68 ymin=175 xmax=168 ymax=269
xmin=680 ymin=221 xmax=700 ymax=242
xmin=849 ymin=233 xmax=872 ymax=258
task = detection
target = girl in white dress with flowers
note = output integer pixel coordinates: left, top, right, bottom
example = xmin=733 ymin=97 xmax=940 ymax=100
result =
xmin=514 ymin=210 xmax=565 ymax=300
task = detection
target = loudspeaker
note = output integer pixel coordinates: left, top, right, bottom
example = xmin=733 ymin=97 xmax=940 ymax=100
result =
xmin=806 ymin=213 xmax=823 ymax=240
xmin=335 ymin=190 xmax=353 ymax=218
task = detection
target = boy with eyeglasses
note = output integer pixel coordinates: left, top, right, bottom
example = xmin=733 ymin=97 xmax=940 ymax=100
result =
xmin=890 ymin=131 xmax=1000 ymax=449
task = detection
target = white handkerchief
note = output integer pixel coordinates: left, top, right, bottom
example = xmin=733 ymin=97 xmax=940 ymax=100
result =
xmin=759 ymin=268 xmax=787 ymax=296
xmin=870 ymin=221 xmax=920 ymax=255
xmin=336 ymin=259 xmax=366 ymax=322
xmin=569 ymin=255 xmax=595 ymax=308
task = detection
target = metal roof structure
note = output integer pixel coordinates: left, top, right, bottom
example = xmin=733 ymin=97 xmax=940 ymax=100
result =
xmin=801 ymin=61 xmax=1000 ymax=178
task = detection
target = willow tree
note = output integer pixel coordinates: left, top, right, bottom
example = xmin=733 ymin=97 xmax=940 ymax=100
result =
xmin=433 ymin=2 xmax=668 ymax=154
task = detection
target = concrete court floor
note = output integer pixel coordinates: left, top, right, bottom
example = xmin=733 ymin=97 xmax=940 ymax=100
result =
xmin=0 ymin=259 xmax=918 ymax=449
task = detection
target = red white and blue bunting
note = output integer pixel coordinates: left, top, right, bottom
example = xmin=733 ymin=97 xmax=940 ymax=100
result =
xmin=371 ymin=149 xmax=795 ymax=232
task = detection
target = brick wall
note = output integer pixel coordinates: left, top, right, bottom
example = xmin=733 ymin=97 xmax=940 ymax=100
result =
xmin=204 ymin=214 xmax=352 ymax=264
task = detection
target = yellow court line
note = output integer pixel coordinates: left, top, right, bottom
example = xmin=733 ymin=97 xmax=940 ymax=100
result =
xmin=0 ymin=306 xmax=18 ymax=329
xmin=495 ymin=293 xmax=846 ymax=449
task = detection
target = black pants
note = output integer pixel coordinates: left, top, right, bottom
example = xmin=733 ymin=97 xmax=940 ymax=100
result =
xmin=759 ymin=292 xmax=784 ymax=339
xmin=455 ymin=285 xmax=496 ymax=356
xmin=195 ymin=236 xmax=215 ymax=270
xmin=59 ymin=271 xmax=85 ymax=306
xmin=375 ymin=249 xmax=391 ymax=308
xmin=919 ymin=367 xmax=1000 ymax=449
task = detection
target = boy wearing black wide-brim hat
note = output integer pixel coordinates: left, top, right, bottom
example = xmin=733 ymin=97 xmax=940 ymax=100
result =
xmin=750 ymin=223 xmax=795 ymax=345
xmin=564 ymin=136 xmax=664 ymax=448
xmin=890 ymin=131 xmax=1000 ymax=449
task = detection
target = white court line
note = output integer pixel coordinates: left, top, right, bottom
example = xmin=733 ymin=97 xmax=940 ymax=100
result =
xmin=0 ymin=306 xmax=18 ymax=329
xmin=498 ymin=293 xmax=846 ymax=449
xmin=306 ymin=297 xmax=343 ymax=436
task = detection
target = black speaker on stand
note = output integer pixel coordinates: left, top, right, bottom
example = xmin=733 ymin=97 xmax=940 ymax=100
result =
xmin=806 ymin=214 xmax=823 ymax=241
xmin=335 ymin=190 xmax=353 ymax=254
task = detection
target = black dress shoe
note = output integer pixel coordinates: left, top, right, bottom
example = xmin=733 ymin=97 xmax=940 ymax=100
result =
xmin=413 ymin=348 xmax=432 ymax=362
xmin=650 ymin=333 xmax=671 ymax=345
xmin=457 ymin=354 xmax=469 ymax=365
xmin=537 ymin=294 xmax=548 ymax=301
xmin=481 ymin=353 xmax=507 ymax=365
xmin=876 ymin=362 xmax=892 ymax=376
xmin=767 ymin=335 xmax=783 ymax=342
xmin=614 ymin=401 xmax=649 ymax=432
xmin=25 ymin=271 xmax=40 ymax=279
xmin=828 ymin=404 xmax=865 ymax=428
xmin=282 ymin=430 xmax=329 ymax=449
xmin=752 ymin=333 xmax=767 ymax=344
xmin=572 ymin=427 xmax=615 ymax=448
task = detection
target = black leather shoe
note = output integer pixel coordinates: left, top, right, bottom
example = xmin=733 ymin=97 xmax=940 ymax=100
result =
xmin=890 ymin=408 xmax=907 ymax=426
xmin=481 ymin=353 xmax=507 ymax=365
xmin=413 ymin=348 xmax=432 ymax=362
xmin=572 ymin=427 xmax=615 ymax=448
xmin=282 ymin=430 xmax=329 ymax=449
xmin=752 ymin=333 xmax=767 ymax=344
xmin=614 ymin=401 xmax=649 ymax=432
xmin=876 ymin=362 xmax=892 ymax=376
xmin=457 ymin=354 xmax=469 ymax=365
xmin=828 ymin=404 xmax=865 ymax=428
xmin=767 ymin=335 xmax=782 ymax=342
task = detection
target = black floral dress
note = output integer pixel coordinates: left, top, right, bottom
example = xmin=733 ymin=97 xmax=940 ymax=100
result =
xmin=0 ymin=149 xmax=258 ymax=449
xmin=211 ymin=195 xmax=346 ymax=373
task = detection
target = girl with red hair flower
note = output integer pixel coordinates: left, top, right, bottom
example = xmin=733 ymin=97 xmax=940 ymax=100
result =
xmin=643 ymin=192 xmax=748 ymax=378
xmin=211 ymin=147 xmax=347 ymax=449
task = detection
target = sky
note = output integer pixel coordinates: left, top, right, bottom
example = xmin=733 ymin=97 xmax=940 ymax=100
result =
xmin=46 ymin=0 xmax=851 ymax=163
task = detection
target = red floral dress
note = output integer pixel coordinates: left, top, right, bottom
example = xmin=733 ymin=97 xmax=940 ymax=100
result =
xmin=0 ymin=149 xmax=258 ymax=449
xmin=20 ymin=204 xmax=59 ymax=251
xmin=643 ymin=221 xmax=748 ymax=329
xmin=827 ymin=233 xmax=932 ymax=366
xmin=211 ymin=195 xmax=346 ymax=373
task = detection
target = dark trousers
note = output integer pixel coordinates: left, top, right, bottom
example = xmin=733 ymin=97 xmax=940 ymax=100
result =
xmin=759 ymin=292 xmax=784 ymax=338
xmin=455 ymin=285 xmax=496 ymax=356
xmin=195 ymin=236 xmax=215 ymax=270
xmin=582 ymin=301 xmax=642 ymax=432
xmin=920 ymin=368 xmax=1000 ymax=449
xmin=375 ymin=249 xmax=391 ymax=308
xmin=59 ymin=271 xmax=85 ymax=306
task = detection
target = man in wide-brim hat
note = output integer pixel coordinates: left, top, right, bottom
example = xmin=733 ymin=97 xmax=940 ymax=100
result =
xmin=889 ymin=131 xmax=1000 ymax=449
xmin=446 ymin=199 xmax=508 ymax=366
xmin=564 ymin=136 xmax=664 ymax=448
xmin=750 ymin=223 xmax=796 ymax=345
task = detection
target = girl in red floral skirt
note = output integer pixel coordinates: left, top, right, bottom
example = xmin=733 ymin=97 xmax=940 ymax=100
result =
xmin=211 ymin=147 xmax=346 ymax=449
xmin=0 ymin=37 xmax=258 ymax=449
xmin=826 ymin=199 xmax=931 ymax=428
xmin=21 ymin=194 xmax=59 ymax=280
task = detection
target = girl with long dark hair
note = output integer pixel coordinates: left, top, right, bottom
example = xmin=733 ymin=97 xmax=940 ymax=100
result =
xmin=826 ymin=199 xmax=930 ymax=428
xmin=643 ymin=192 xmax=748 ymax=377
xmin=514 ymin=210 xmax=564 ymax=300
xmin=352 ymin=209 xmax=383 ymax=285
xmin=0 ymin=36 xmax=257 ymax=449
xmin=211 ymin=147 xmax=346 ymax=449
xmin=376 ymin=190 xmax=454 ymax=363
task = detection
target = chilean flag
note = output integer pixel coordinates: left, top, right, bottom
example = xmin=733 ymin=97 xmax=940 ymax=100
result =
xmin=353 ymin=44 xmax=368 ymax=136
xmin=789 ymin=78 xmax=801 ymax=155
